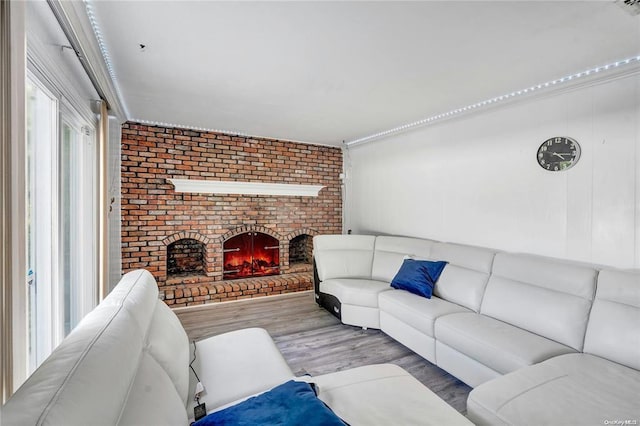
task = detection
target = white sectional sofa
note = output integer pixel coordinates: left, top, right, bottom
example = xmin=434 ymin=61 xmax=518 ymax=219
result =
xmin=313 ymin=234 xmax=640 ymax=425
xmin=3 ymin=269 xmax=472 ymax=426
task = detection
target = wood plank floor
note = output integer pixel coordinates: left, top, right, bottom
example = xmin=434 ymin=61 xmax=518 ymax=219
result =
xmin=175 ymin=291 xmax=472 ymax=414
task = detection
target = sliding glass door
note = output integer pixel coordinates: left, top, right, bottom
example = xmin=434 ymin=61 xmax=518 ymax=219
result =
xmin=26 ymin=74 xmax=97 ymax=373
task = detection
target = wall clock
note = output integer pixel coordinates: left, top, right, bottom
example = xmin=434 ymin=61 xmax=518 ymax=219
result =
xmin=537 ymin=137 xmax=581 ymax=171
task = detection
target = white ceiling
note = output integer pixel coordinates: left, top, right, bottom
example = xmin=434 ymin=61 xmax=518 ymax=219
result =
xmin=92 ymin=1 xmax=640 ymax=146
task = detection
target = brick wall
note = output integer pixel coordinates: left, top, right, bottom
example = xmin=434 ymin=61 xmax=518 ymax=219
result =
xmin=121 ymin=122 xmax=342 ymax=306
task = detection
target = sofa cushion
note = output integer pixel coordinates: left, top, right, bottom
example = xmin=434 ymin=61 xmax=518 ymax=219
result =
xmin=309 ymin=364 xmax=474 ymax=426
xmin=480 ymin=252 xmax=597 ymax=351
xmin=314 ymin=235 xmax=376 ymax=280
xmin=321 ymin=278 xmax=391 ymax=308
xmin=584 ymin=268 xmax=640 ymax=370
xmin=467 ymin=353 xmax=640 ymax=426
xmin=435 ymin=312 xmax=575 ymax=375
xmin=429 ymin=242 xmax=496 ymax=312
xmin=390 ymin=259 xmax=447 ymax=298
xmin=371 ymin=236 xmax=436 ymax=282
xmin=192 ymin=328 xmax=294 ymax=411
xmin=379 ymin=290 xmax=470 ymax=337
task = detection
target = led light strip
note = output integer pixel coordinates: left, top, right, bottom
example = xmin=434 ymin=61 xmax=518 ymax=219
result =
xmin=130 ymin=118 xmax=322 ymax=146
xmin=84 ymin=0 xmax=130 ymax=118
xmin=346 ymin=55 xmax=640 ymax=147
xmin=130 ymin=118 xmax=254 ymax=137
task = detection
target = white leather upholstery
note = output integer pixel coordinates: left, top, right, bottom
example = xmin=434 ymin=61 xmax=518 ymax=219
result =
xmin=147 ymin=300 xmax=190 ymax=406
xmin=5 ymin=266 xmax=481 ymax=426
xmin=481 ymin=252 xmax=597 ymax=350
xmin=584 ymin=268 xmax=640 ymax=370
xmin=467 ymin=353 xmax=640 ymax=426
xmin=320 ymin=278 xmax=391 ymax=308
xmin=430 ymin=242 xmax=496 ymax=311
xmin=314 ymin=235 xmax=376 ymax=281
xmin=379 ymin=290 xmax=470 ymax=337
xmin=380 ymin=312 xmax=438 ymax=362
xmin=341 ymin=304 xmax=383 ymax=329
xmin=119 ymin=352 xmax=189 ymax=426
xmin=371 ymin=236 xmax=436 ymax=282
xmin=3 ymin=271 xmax=296 ymax=426
xmin=310 ymin=364 xmax=474 ymax=426
xmin=436 ymin=313 xmax=575 ymax=379
xmin=3 ymin=270 xmax=187 ymax=426
xmin=435 ymin=341 xmax=502 ymax=388
xmin=190 ymin=327 xmax=294 ymax=412
xmin=314 ymin=234 xmax=640 ymax=425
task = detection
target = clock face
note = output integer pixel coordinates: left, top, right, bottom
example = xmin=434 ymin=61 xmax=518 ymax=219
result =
xmin=537 ymin=137 xmax=581 ymax=171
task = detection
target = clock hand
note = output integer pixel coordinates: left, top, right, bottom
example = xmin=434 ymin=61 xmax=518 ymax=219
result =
xmin=551 ymin=152 xmax=567 ymax=159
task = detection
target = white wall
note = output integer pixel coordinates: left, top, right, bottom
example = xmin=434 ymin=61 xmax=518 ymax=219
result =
xmin=345 ymin=73 xmax=640 ymax=269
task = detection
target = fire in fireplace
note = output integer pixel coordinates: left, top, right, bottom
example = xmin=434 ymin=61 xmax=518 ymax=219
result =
xmin=223 ymin=232 xmax=280 ymax=279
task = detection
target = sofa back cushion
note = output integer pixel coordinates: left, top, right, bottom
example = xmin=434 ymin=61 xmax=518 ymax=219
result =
xmin=481 ymin=253 xmax=597 ymax=351
xmin=583 ymin=269 xmax=640 ymax=369
xmin=146 ymin=300 xmax=190 ymax=406
xmin=314 ymin=235 xmax=376 ymax=280
xmin=371 ymin=236 xmax=436 ymax=282
xmin=430 ymin=242 xmax=496 ymax=312
xmin=119 ymin=352 xmax=192 ymax=425
xmin=3 ymin=270 xmax=188 ymax=425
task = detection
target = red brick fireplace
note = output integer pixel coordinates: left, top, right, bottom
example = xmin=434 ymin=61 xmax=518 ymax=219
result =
xmin=121 ymin=122 xmax=342 ymax=307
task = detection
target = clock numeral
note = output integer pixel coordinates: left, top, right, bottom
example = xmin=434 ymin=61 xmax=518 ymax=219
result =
xmin=555 ymin=137 xmax=561 ymax=144
xmin=547 ymin=141 xmax=553 ymax=147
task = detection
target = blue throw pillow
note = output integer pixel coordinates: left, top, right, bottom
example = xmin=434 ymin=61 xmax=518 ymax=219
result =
xmin=390 ymin=259 xmax=447 ymax=298
xmin=194 ymin=380 xmax=347 ymax=426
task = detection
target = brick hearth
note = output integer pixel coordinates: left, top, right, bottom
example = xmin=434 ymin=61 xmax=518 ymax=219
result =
xmin=162 ymin=270 xmax=313 ymax=307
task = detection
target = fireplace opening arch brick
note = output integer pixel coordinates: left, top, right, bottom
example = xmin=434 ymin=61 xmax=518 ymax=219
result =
xmin=163 ymin=232 xmax=213 ymax=279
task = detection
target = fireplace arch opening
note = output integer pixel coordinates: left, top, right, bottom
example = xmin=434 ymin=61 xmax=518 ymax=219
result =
xmin=223 ymin=232 xmax=280 ymax=279
xmin=289 ymin=234 xmax=313 ymax=266
xmin=167 ymin=238 xmax=206 ymax=278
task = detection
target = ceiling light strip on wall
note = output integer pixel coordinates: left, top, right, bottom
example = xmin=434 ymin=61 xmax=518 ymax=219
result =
xmin=83 ymin=0 xmax=130 ymax=118
xmin=345 ymin=55 xmax=640 ymax=147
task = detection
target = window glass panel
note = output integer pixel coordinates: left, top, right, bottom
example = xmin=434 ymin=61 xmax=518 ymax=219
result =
xmin=60 ymin=120 xmax=96 ymax=336
xmin=26 ymin=77 xmax=58 ymax=372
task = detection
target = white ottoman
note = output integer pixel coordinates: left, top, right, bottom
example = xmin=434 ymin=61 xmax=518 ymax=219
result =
xmin=309 ymin=364 xmax=473 ymax=426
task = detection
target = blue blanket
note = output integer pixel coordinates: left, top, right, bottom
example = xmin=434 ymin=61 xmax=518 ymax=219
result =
xmin=194 ymin=380 xmax=347 ymax=426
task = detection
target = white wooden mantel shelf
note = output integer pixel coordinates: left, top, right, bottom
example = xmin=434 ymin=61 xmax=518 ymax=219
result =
xmin=167 ymin=178 xmax=325 ymax=197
